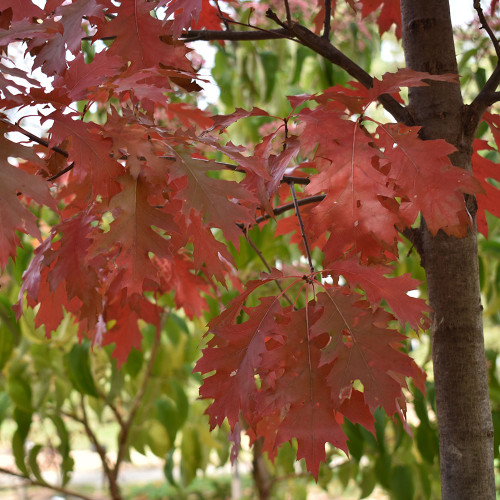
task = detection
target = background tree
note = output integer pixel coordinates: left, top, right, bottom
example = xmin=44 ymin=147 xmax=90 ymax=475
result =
xmin=0 ymin=1 xmax=498 ymax=499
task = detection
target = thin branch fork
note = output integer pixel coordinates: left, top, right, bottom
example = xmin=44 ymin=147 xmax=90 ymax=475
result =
xmin=0 ymin=466 xmax=95 ymax=500
xmin=183 ymin=13 xmax=413 ymax=125
xmin=473 ymin=0 xmax=500 ymax=59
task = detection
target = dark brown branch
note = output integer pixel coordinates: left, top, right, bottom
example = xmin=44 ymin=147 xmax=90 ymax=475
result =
xmin=323 ymin=0 xmax=332 ymax=39
xmin=284 ymin=0 xmax=292 ymax=24
xmin=0 ymin=117 xmax=69 ymax=158
xmin=488 ymin=91 xmax=500 ymax=104
xmin=474 ymin=0 xmax=500 ymax=59
xmin=255 ymin=194 xmax=325 ymax=224
xmin=466 ymin=64 xmax=500 ymax=136
xmin=181 ymin=28 xmax=290 ymax=41
xmin=0 ymin=467 xmax=95 ymax=500
xmin=263 ymin=11 xmax=413 ymax=124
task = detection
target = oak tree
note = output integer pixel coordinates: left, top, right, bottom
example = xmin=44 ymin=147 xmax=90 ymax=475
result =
xmin=0 ymin=1 xmax=499 ymax=498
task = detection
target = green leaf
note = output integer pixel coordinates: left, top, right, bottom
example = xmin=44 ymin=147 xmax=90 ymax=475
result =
xmin=164 ymin=449 xmax=178 ymax=486
xmin=50 ymin=414 xmax=74 ymax=485
xmin=7 ymin=377 xmax=32 ymax=413
xmin=180 ymin=427 xmax=202 ymax=486
xmin=0 ymin=392 xmax=10 ymax=426
xmin=156 ymin=397 xmax=182 ymax=445
xmin=374 ymin=407 xmax=387 ymax=452
xmin=124 ymin=347 xmax=144 ymax=378
xmin=259 ymin=51 xmax=279 ymax=102
xmin=374 ymin=453 xmax=391 ymax=489
xmin=359 ymin=466 xmax=376 ymax=498
xmin=416 ymin=423 xmax=438 ymax=464
xmin=344 ymin=420 xmax=364 ymax=461
xmin=63 ymin=341 xmax=98 ymax=397
xmin=12 ymin=408 xmax=32 ymax=476
xmin=28 ymin=444 xmax=47 ymax=484
xmin=417 ymin=463 xmax=433 ymax=499
xmin=147 ymin=420 xmax=171 ymax=457
xmin=475 ymin=67 xmax=487 ymax=92
xmin=390 ymin=465 xmax=415 ymax=500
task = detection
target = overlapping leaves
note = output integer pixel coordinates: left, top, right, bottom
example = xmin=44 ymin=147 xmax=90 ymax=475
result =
xmin=0 ymin=0 xmax=495 ymax=480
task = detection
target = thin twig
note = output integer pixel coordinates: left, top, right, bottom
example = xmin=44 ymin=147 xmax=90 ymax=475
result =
xmin=0 ymin=117 xmax=69 ymax=158
xmin=78 ymin=397 xmax=121 ymax=499
xmin=465 ymin=65 xmax=500 ymax=136
xmin=474 ymin=0 xmax=500 ymax=59
xmin=290 ymin=183 xmax=314 ymax=274
xmin=46 ymin=162 xmax=75 ymax=181
xmin=112 ymin=314 xmax=164 ymax=483
xmin=0 ymin=467 xmax=95 ymax=500
xmin=255 ymin=194 xmax=325 ymax=224
xmin=323 ymin=0 xmax=332 ymax=39
xmin=215 ymin=0 xmax=231 ymax=31
xmin=284 ymin=0 xmax=292 ymax=24
xmin=242 ymin=227 xmax=294 ymax=307
xmin=96 ymin=387 xmax=125 ymax=428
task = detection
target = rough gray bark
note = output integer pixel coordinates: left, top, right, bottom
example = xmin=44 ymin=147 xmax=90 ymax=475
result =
xmin=400 ymin=1 xmax=495 ymax=498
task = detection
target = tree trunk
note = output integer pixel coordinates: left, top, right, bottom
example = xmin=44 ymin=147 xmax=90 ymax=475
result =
xmin=400 ymin=1 xmax=495 ymax=498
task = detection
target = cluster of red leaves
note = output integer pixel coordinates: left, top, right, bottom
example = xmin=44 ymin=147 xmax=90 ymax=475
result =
xmin=0 ymin=0 xmax=498 ymax=477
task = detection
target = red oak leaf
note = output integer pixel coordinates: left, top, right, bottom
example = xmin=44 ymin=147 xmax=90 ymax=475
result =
xmin=92 ymin=173 xmax=178 ymax=295
xmin=377 ymin=123 xmax=480 ymax=235
xmin=47 ymin=111 xmax=123 ymax=198
xmin=359 ymin=0 xmax=402 ymax=38
xmin=472 ymin=140 xmax=500 ymax=237
xmin=96 ymin=1 xmax=192 ymax=72
xmin=166 ymin=149 xmax=257 ymax=244
xmin=0 ymin=126 xmax=57 ymax=268
xmin=312 ymin=288 xmax=425 ymax=415
xmin=327 ymin=258 xmax=430 ymax=329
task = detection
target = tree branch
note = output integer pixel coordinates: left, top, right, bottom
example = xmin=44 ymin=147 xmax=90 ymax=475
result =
xmin=465 ymin=64 xmax=500 ymax=136
xmin=0 ymin=467 xmax=95 ymax=500
xmin=0 ymin=117 xmax=69 ymax=158
xmin=181 ymin=28 xmax=290 ymax=41
xmin=255 ymin=194 xmax=325 ymax=224
xmin=473 ymin=0 xmax=500 ymax=59
xmin=271 ymin=17 xmax=413 ymax=124
xmin=323 ymin=0 xmax=332 ymax=39
xmin=111 ymin=316 xmax=163 ymax=484
xmin=78 ymin=398 xmax=122 ymax=499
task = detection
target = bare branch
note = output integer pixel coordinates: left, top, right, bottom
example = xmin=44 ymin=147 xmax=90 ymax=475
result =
xmin=181 ymin=27 xmax=289 ymax=41
xmin=255 ymin=194 xmax=326 ymax=224
xmin=474 ymin=0 xmax=500 ymax=59
xmin=0 ymin=117 xmax=69 ymax=158
xmin=0 ymin=467 xmax=95 ymax=500
xmin=284 ymin=0 xmax=292 ymax=24
xmin=264 ymin=11 xmax=413 ymax=124
xmin=466 ymin=64 xmax=500 ymax=135
xmin=323 ymin=0 xmax=332 ymax=39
